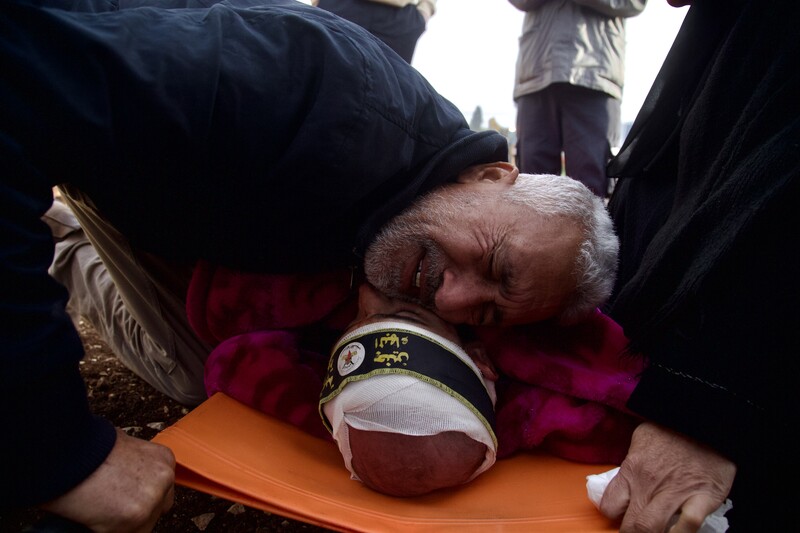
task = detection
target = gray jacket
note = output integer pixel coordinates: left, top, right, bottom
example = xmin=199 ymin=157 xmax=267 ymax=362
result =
xmin=510 ymin=0 xmax=645 ymax=100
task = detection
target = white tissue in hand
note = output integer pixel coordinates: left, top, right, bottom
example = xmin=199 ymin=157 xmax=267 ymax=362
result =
xmin=586 ymin=467 xmax=732 ymax=533
xmin=586 ymin=466 xmax=619 ymax=509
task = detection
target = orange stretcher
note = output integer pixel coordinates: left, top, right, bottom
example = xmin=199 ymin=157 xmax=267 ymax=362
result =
xmin=152 ymin=393 xmax=619 ymax=532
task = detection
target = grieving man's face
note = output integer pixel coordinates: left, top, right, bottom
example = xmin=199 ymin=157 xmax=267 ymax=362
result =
xmin=363 ymin=171 xmax=584 ymax=326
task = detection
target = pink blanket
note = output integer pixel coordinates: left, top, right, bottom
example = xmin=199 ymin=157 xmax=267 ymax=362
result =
xmin=187 ymin=261 xmax=642 ymax=464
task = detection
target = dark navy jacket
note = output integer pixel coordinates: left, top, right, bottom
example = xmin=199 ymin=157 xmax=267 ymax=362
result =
xmin=0 ymin=0 xmax=507 ymax=506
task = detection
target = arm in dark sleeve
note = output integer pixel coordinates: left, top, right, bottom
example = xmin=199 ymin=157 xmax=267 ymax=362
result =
xmin=625 ymin=191 xmax=800 ymax=468
xmin=0 ymin=140 xmax=116 ymax=507
xmin=610 ymin=0 xmax=800 ymax=469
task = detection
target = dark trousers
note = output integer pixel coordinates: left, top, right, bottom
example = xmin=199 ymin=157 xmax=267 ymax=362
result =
xmin=515 ymin=83 xmax=620 ymax=197
xmin=317 ymin=0 xmax=425 ymax=63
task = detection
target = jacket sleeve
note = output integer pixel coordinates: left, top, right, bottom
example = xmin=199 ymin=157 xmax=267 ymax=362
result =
xmin=623 ymin=183 xmax=800 ymax=469
xmin=571 ymin=0 xmax=646 ymax=18
xmin=607 ymin=0 xmax=800 ymax=473
xmin=0 ymin=142 xmax=117 ymax=507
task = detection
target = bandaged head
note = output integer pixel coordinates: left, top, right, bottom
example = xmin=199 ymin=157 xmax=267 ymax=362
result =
xmin=319 ymin=321 xmax=497 ymax=491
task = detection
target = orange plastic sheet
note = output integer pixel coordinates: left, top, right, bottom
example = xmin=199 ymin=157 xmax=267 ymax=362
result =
xmin=152 ymin=393 xmax=619 ymax=532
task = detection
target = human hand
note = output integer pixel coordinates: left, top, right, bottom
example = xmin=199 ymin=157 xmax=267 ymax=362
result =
xmin=417 ymin=0 xmax=435 ymax=23
xmin=600 ymin=422 xmax=735 ymax=533
xmin=41 ymin=429 xmax=175 ymax=533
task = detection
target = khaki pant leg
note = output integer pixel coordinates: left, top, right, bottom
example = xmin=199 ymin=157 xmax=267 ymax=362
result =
xmin=50 ymin=185 xmax=212 ymax=405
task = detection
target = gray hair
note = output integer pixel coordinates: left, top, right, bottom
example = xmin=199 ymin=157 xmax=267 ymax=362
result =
xmin=501 ymin=174 xmax=619 ymax=323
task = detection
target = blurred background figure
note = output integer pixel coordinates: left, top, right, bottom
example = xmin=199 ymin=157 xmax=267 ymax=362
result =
xmin=314 ymin=0 xmax=436 ymax=62
xmin=509 ymin=0 xmax=646 ymax=198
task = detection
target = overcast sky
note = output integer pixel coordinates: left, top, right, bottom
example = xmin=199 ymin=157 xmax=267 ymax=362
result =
xmin=411 ymin=0 xmax=689 ymax=129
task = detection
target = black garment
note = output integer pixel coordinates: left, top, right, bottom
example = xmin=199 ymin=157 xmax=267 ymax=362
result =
xmin=0 ymin=0 xmax=507 ymax=507
xmin=606 ymin=0 xmax=800 ymax=528
xmin=317 ymin=0 xmax=426 ymax=63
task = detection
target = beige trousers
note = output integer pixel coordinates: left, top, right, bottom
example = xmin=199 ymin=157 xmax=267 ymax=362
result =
xmin=47 ymin=185 xmax=212 ymax=405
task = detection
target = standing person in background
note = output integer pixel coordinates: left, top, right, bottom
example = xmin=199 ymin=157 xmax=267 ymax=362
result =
xmin=314 ymin=0 xmax=435 ymax=63
xmin=509 ymin=0 xmax=645 ymax=198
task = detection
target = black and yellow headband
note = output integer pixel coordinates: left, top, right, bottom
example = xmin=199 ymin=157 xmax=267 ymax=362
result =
xmin=318 ymin=321 xmax=496 ymax=444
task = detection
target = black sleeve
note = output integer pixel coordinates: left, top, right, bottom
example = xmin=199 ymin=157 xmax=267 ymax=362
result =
xmin=0 ymin=139 xmax=117 ymax=507
xmin=605 ymin=1 xmax=800 ymax=506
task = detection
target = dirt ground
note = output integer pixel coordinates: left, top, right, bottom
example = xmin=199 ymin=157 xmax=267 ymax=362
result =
xmin=0 ymin=319 xmax=333 ymax=533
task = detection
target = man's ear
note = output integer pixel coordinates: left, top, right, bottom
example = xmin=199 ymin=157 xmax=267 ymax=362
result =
xmin=456 ymin=162 xmax=519 ymax=185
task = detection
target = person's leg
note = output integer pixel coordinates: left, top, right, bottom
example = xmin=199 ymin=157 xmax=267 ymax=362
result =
xmin=47 ymin=186 xmax=212 ymax=405
xmin=559 ymin=84 xmax=619 ymax=197
xmin=514 ymin=87 xmax=563 ymax=175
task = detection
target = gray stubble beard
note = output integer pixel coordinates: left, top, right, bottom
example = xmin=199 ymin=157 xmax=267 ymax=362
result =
xmin=364 ymin=222 xmax=444 ymax=310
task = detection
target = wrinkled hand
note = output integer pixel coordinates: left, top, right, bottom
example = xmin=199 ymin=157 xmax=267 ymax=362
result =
xmin=42 ymin=429 xmax=175 ymax=533
xmin=600 ymin=422 xmax=735 ymax=533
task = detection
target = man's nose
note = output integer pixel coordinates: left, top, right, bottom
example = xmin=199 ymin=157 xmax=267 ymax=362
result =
xmin=433 ymin=270 xmax=493 ymax=323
